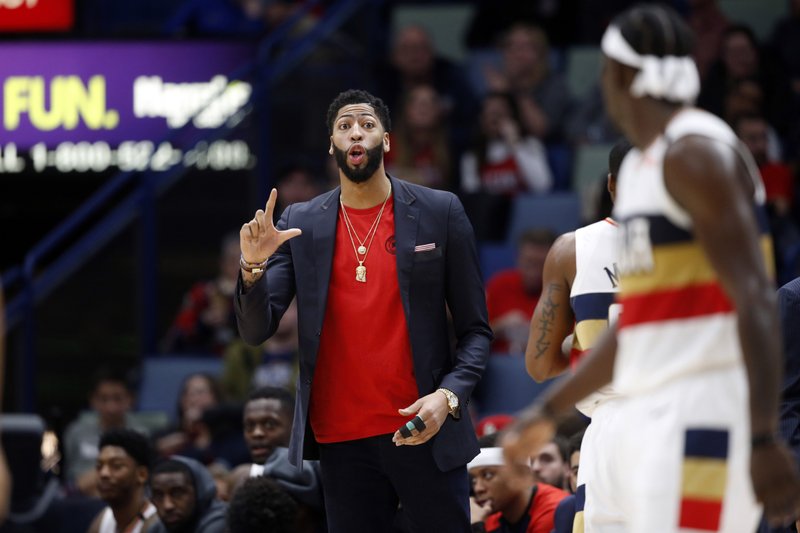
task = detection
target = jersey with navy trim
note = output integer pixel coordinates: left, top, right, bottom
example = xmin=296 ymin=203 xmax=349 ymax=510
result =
xmin=570 ymin=218 xmax=621 ymax=415
xmin=612 ymin=108 xmax=774 ymax=395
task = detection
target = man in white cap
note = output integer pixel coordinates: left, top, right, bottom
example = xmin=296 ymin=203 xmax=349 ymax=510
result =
xmin=469 ymin=434 xmax=567 ymax=533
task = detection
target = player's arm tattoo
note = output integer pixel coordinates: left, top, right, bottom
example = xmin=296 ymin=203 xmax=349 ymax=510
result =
xmin=534 ymin=283 xmax=562 ymax=359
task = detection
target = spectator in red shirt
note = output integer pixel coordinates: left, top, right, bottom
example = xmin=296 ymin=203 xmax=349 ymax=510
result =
xmin=486 ymin=229 xmax=555 ymax=354
xmin=734 ymin=113 xmax=794 ymax=216
xmin=469 ymin=434 xmax=568 ymax=533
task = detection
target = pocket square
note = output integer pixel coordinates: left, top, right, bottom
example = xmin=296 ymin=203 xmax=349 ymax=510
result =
xmin=414 ymin=243 xmax=436 ymax=252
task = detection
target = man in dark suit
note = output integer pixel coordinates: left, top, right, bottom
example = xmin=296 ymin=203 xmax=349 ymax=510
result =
xmin=235 ymin=89 xmax=492 ymax=532
xmin=774 ymin=277 xmax=800 ymax=533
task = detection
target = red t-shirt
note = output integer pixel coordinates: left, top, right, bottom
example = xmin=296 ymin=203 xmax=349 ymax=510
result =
xmin=485 ymin=483 xmax=568 ymax=533
xmin=309 ymin=196 xmax=419 ymax=443
xmin=485 ymin=269 xmax=540 ymax=353
xmin=760 ymin=162 xmax=794 ymax=203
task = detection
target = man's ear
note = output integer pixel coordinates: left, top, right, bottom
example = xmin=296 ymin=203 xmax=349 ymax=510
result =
xmin=329 ymin=144 xmax=334 ymax=155
xmin=137 ymin=466 xmax=148 ymax=485
xmin=384 ymin=133 xmax=390 ymax=153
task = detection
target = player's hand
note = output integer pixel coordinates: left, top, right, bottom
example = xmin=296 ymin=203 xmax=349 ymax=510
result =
xmin=240 ymin=188 xmax=302 ymax=266
xmin=392 ymin=392 xmax=449 ymax=446
xmin=751 ymin=441 xmax=800 ymax=527
xmin=500 ymin=404 xmax=556 ymax=476
xmin=469 ymin=496 xmax=493 ymax=524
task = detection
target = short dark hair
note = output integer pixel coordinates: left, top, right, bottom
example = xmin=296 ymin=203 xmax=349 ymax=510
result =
xmin=518 ymin=228 xmax=557 ymax=249
xmin=91 ymin=367 xmax=134 ymax=395
xmin=551 ymin=435 xmax=570 ymax=463
xmin=478 ymin=432 xmax=499 ymax=448
xmin=99 ymin=428 xmax=153 ymax=469
xmin=567 ymin=429 xmax=586 ymax=458
xmin=326 ymin=89 xmax=392 ymax=134
xmin=614 ymin=4 xmax=694 ymax=58
xmin=609 ymin=139 xmax=634 ymax=177
xmin=247 ymin=386 xmax=295 ymax=415
xmin=227 ymin=477 xmax=298 ymax=533
xmin=151 ymin=458 xmax=194 ymax=485
xmin=732 ymin=112 xmax=766 ymax=134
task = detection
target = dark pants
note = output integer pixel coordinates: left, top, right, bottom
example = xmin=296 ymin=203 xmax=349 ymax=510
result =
xmin=318 ymin=434 xmax=471 ymax=533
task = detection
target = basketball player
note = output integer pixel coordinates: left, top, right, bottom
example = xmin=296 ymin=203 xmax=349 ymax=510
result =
xmin=524 ymin=139 xmax=631 ymax=532
xmin=504 ymin=5 xmax=800 ymax=531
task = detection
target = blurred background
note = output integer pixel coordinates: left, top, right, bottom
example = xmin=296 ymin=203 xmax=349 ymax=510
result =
xmin=1 ymin=0 xmax=799 ymax=495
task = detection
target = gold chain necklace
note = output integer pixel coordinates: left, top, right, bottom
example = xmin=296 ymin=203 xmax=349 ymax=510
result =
xmin=339 ymin=186 xmax=391 ymax=283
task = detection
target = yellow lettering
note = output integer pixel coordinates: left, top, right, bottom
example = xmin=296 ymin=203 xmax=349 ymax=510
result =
xmin=3 ymin=77 xmax=30 ymax=131
xmin=3 ymin=75 xmax=119 ymax=132
xmin=29 ymin=76 xmax=61 ymax=131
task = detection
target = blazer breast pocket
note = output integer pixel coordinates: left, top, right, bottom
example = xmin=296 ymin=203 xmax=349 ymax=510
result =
xmin=412 ymin=247 xmax=443 ymax=263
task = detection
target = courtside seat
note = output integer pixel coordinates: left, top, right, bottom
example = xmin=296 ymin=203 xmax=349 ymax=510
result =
xmin=472 ymin=355 xmax=556 ymax=417
xmin=137 ymin=356 xmax=224 ymax=417
xmin=566 ymin=46 xmax=602 ymax=100
xmin=479 ymin=242 xmax=516 ymax=282
xmin=506 ymin=192 xmax=582 ymax=245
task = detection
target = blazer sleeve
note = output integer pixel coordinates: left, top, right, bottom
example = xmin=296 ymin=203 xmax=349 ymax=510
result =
xmin=438 ymin=194 xmax=493 ymax=405
xmin=234 ymin=205 xmax=297 ymax=346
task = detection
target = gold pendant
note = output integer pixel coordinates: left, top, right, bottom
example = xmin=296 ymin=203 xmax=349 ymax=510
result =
xmin=357 ymin=245 xmax=367 ymax=255
xmin=355 ymin=264 xmax=366 ymax=283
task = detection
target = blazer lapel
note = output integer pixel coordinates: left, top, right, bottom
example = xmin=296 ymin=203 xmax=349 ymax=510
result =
xmin=391 ymin=177 xmax=419 ymax=320
xmin=313 ymin=187 xmax=340 ymax=337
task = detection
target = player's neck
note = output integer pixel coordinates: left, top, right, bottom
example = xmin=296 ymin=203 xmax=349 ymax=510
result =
xmin=340 ymin=170 xmax=391 ymax=209
xmin=110 ymin=491 xmax=147 ymax=531
xmin=629 ymin=101 xmax=683 ymax=150
xmin=503 ymin=487 xmax=535 ymax=524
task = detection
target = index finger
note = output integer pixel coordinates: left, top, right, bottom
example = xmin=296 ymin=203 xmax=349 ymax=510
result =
xmin=265 ymin=188 xmax=278 ymax=221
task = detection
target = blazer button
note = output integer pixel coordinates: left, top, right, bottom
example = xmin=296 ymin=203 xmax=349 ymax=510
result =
xmin=305 ymin=378 xmax=312 ymax=385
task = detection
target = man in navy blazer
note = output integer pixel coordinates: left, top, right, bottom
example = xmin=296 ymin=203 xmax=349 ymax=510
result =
xmin=235 ymin=89 xmax=492 ymax=532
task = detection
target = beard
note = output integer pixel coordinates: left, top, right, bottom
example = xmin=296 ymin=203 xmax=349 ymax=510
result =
xmin=333 ymin=144 xmax=384 ymax=184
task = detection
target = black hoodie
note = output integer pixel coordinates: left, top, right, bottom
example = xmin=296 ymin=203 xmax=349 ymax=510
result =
xmin=147 ymin=456 xmax=227 ymax=533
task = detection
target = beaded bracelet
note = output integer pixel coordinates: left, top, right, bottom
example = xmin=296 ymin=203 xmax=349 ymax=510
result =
xmin=239 ymin=255 xmax=268 ymax=273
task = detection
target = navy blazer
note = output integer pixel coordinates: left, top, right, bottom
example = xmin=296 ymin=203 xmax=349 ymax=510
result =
xmin=235 ymin=176 xmax=492 ymax=471
xmin=778 ymin=277 xmax=800 ymax=463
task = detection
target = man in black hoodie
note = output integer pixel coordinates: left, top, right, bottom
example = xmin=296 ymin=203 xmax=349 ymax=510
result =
xmin=148 ymin=456 xmax=226 ymax=533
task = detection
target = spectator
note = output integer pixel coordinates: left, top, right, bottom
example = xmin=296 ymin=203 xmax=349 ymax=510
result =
xmin=226 ymin=388 xmax=324 ymax=530
xmin=687 ymin=0 xmax=730 ymax=80
xmin=481 ymin=24 xmax=573 ymax=141
xmin=87 ymin=429 xmax=158 ymax=533
xmin=735 ymin=113 xmax=799 ymax=283
xmin=385 ymin=85 xmax=454 ymax=190
xmin=225 ymin=476 xmax=298 ymax=533
xmin=549 ymin=429 xmax=587 ymax=533
xmin=376 ymin=24 xmax=476 ymax=154
xmin=485 ymin=229 xmax=555 ymax=354
xmin=63 ymin=368 xmax=147 ymax=496
xmin=272 ymin=166 xmax=324 ymax=220
xmin=148 ymin=457 xmax=226 ymax=533
xmin=565 ymin=84 xmax=621 ymax=145
xmin=699 ymin=25 xmax=791 ymax=136
xmin=460 ymin=92 xmax=552 ymax=206
xmin=163 ymin=234 xmax=240 ymax=356
xmin=735 ymin=114 xmax=794 ymax=216
xmin=531 ymin=436 xmax=571 ymax=492
xmin=241 ymin=387 xmax=292 ymax=466
xmin=154 ymin=376 xmax=249 ymax=470
xmin=221 ymin=299 xmax=299 ymax=401
xmin=163 ymin=0 xmax=263 ymax=38
xmin=468 ymin=434 xmax=568 ymax=533
xmin=475 ymin=414 xmax=514 ymax=439
xmin=769 ymin=0 xmax=800 ymax=159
